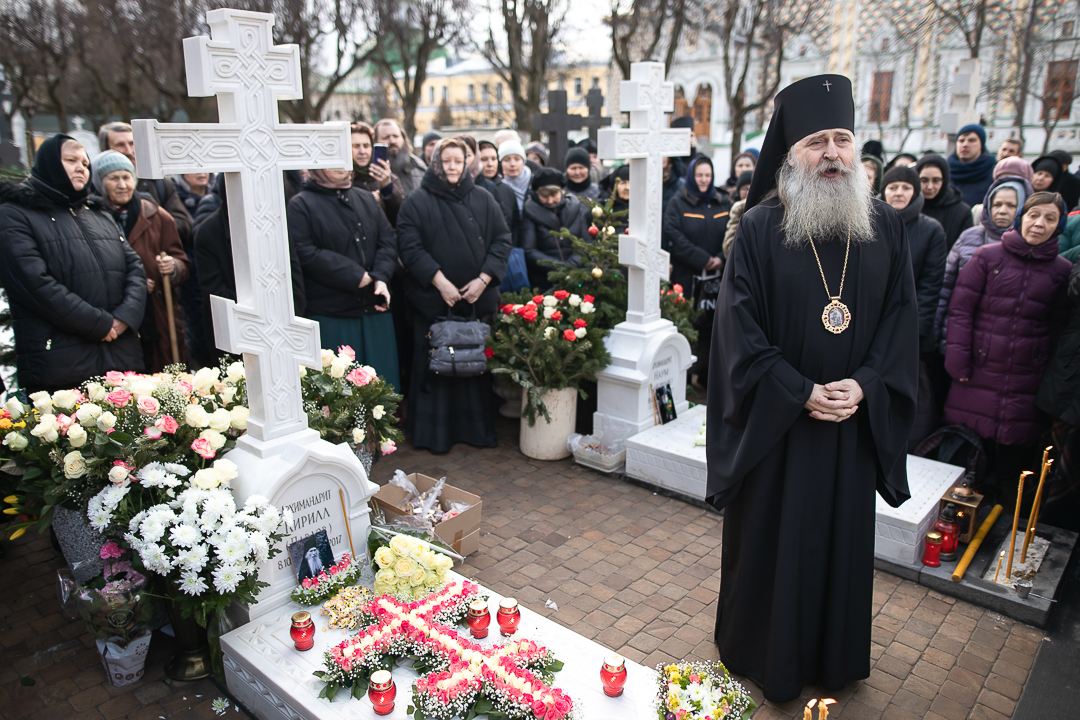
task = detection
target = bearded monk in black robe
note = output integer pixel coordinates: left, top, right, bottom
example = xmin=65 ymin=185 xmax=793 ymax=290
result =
xmin=706 ymin=75 xmax=918 ymax=703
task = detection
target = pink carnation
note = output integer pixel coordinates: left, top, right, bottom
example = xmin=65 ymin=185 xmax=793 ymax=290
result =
xmin=345 ymin=368 xmax=372 ymax=386
xmin=155 ymin=415 xmax=179 ymax=434
xmin=106 ymin=389 xmax=132 ymax=407
xmin=337 ymin=345 xmax=356 ymax=361
xmin=99 ymin=541 xmax=123 ymax=560
xmin=302 ymin=578 xmax=312 ymax=589
xmin=105 ymin=371 xmax=125 ymax=387
xmin=191 ymin=437 xmax=215 ymax=459
xmin=136 ymin=396 xmax=160 ymax=416
xmin=144 ymin=426 xmax=162 ymax=439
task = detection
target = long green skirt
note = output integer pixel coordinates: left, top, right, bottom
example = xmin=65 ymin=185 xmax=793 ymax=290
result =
xmin=309 ymin=313 xmax=401 ymax=393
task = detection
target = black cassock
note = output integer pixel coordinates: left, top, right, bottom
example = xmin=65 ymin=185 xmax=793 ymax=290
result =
xmin=706 ymin=197 xmax=918 ymax=703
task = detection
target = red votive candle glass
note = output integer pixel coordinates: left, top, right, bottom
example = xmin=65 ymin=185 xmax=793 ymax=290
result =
xmin=290 ymin=611 xmax=315 ymax=651
xmin=497 ymin=598 xmax=521 ymax=636
xmin=467 ymin=600 xmax=491 ymax=639
xmin=368 ymin=669 xmax=396 ymax=715
xmin=600 ymin=653 xmax=628 ymax=697
xmin=922 ymin=531 xmax=943 ymax=567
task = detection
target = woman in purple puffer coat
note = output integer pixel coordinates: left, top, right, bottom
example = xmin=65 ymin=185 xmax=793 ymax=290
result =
xmin=944 ymin=192 xmax=1072 ymax=507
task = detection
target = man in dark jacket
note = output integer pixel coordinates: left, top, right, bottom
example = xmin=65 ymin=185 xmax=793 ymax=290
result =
xmin=520 ymin=168 xmax=591 ymax=288
xmin=0 ymin=134 xmax=146 ymax=392
xmin=917 ymin=154 xmax=973 ymax=248
xmin=947 ymin=124 xmax=997 ymax=207
xmin=98 ymin=122 xmax=194 ymax=245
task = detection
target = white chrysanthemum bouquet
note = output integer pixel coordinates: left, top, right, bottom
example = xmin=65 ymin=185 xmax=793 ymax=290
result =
xmin=124 ymin=486 xmax=288 ymax=627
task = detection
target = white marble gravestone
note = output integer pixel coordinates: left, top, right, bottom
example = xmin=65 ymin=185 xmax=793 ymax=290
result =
xmin=876 ymin=456 xmax=965 ymax=565
xmin=594 ymin=62 xmax=694 ymax=451
xmin=132 ymin=9 xmax=378 ymax=625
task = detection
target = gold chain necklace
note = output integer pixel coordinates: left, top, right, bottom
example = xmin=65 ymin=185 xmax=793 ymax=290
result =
xmin=807 ymin=231 xmax=851 ymax=334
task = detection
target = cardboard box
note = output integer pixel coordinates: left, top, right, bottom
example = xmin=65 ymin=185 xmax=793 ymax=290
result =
xmin=373 ymin=473 xmax=482 ymax=556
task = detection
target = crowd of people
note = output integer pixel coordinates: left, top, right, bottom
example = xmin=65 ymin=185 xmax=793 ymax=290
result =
xmin=2 ymin=118 xmax=1080 ymax=522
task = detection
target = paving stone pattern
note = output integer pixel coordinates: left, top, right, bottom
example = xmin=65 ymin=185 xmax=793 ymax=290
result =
xmin=0 ymin=422 xmax=1046 ymax=718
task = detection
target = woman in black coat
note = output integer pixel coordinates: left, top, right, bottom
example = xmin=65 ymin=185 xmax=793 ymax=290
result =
xmin=0 ymin=134 xmax=146 ymax=393
xmin=916 ymin=154 xmax=973 ymax=248
xmin=881 ymin=165 xmax=948 ymax=448
xmin=397 ymin=138 xmax=512 ymax=453
xmin=663 ymin=156 xmax=731 ymax=292
xmin=287 ymin=168 xmax=400 ymax=390
xmin=520 ymin=168 xmax=591 ymax=289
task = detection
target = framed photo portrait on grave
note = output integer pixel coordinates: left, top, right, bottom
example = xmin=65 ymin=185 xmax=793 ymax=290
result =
xmin=288 ymin=530 xmax=336 ymax=583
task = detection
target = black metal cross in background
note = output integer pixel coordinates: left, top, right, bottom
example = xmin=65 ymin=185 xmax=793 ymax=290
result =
xmin=581 ymin=88 xmax=612 ymax=144
xmin=533 ymin=90 xmax=583 ymax=171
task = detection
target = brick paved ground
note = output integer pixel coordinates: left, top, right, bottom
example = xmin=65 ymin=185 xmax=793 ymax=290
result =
xmin=0 ymin=421 xmax=1048 ymax=719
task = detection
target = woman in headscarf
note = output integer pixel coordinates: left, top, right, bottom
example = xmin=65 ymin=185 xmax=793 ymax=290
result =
xmin=92 ymin=150 xmax=190 ymax=372
xmin=663 ymin=156 xmax=731 ymax=292
xmin=916 ymin=154 xmax=973 ymax=248
xmin=520 ymin=168 xmax=591 ymax=289
xmin=351 ymin=121 xmax=405 ymax=227
xmin=564 ymin=147 xmax=600 ymax=201
xmin=397 ymin=138 xmax=512 ymax=452
xmin=944 ymin=192 xmax=1071 ymax=508
xmin=0 ymin=134 xmax=145 ymax=392
xmin=861 ymin=153 xmax=884 ymax=196
xmin=883 ymin=152 xmax=918 ymax=173
xmin=1031 ymin=155 xmax=1065 ymax=195
xmin=968 ymin=157 xmax=1035 ymax=224
xmin=287 ymin=163 xmax=400 ymax=390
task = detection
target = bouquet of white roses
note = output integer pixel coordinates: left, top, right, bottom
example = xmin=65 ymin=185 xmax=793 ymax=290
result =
xmin=123 ymin=486 xmax=287 ymax=627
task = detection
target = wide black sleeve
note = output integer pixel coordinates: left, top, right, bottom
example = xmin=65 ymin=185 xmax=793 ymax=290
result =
xmin=111 ymin=233 xmax=150 ymax=332
xmin=480 ymin=192 xmax=512 ymax=283
xmin=368 ymin=195 xmax=399 ymax=284
xmin=194 ymin=214 xmax=235 ymax=303
xmin=705 ymin=207 xmax=816 ymax=509
xmin=521 ymin=215 xmax=562 ymax=268
xmin=0 ymin=206 xmax=116 ymax=341
xmin=849 ymin=209 xmax=919 ymax=507
xmin=915 ymin=219 xmax=947 ymax=350
xmin=397 ymin=193 xmax=442 ymax=287
xmin=286 ymin=195 xmax=367 ymax=292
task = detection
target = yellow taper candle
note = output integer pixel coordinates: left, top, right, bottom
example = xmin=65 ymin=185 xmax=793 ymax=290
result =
xmin=1005 ymin=471 xmax=1032 ymax=580
xmin=1023 ymin=455 xmax=1053 ymax=561
xmin=952 ymin=504 xmax=1004 ymax=582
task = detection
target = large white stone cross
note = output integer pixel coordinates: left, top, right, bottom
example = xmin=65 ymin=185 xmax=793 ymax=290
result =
xmin=598 ymin=62 xmax=690 ymax=326
xmin=132 ymin=9 xmax=350 ymax=442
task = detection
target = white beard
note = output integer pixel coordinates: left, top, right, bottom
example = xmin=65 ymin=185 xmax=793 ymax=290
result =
xmin=777 ymin=153 xmax=876 ymax=248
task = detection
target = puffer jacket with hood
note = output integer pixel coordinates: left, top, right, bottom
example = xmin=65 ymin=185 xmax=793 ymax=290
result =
xmin=0 ymin=136 xmax=146 ymax=392
xmin=944 ymin=213 xmax=1072 ymax=445
xmin=520 ymin=193 xmax=591 ymax=289
xmin=934 ymin=176 xmax=1033 ymax=353
xmin=916 ymin=154 xmax=973 ymax=247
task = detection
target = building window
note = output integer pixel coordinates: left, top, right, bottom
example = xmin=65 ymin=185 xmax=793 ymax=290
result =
xmin=441 ymin=86 xmax=448 ymax=102
xmin=591 ymin=77 xmax=600 ymax=89
xmin=557 ymin=78 xmax=565 ymax=91
xmin=881 ymin=37 xmax=889 ymax=52
xmin=1044 ymin=60 xmax=1078 ymax=121
xmin=575 ymin=78 xmax=582 ymax=96
xmin=468 ymin=84 xmax=475 ymax=102
xmin=1064 ymin=20 xmax=1075 ymax=37
xmin=482 ymin=83 xmax=489 ymax=101
xmin=798 ymin=45 xmax=807 ymax=58
xmin=496 ymin=83 xmax=503 ymax=101
xmin=869 ymin=71 xmax=894 ymax=123
xmin=429 ymin=86 xmax=434 ymax=103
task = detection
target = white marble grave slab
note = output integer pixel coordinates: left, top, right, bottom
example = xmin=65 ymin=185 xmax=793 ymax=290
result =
xmin=624 ymin=404 xmax=708 ymax=500
xmin=875 ymin=456 xmax=965 ymax=565
xmin=222 ymin=575 xmax=658 ymax=720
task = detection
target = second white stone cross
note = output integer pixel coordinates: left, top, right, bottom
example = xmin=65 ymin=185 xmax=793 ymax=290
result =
xmin=133 ymin=9 xmax=351 ymax=442
xmin=598 ymin=62 xmax=690 ymax=326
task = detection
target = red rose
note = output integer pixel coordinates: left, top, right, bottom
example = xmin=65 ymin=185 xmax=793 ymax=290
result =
xmin=484 ymin=347 xmax=495 ymax=358
xmin=532 ymin=295 xmax=545 ymax=305
xmin=516 ymin=305 xmax=529 ymax=316
xmin=583 ymin=295 xmax=595 ymax=303
xmin=673 ymin=283 xmax=683 ymax=294
xmin=523 ymin=310 xmax=538 ymax=322
xmin=573 ymin=319 xmax=586 ymax=329
xmin=550 ymin=310 xmax=562 ymax=321
xmin=562 ymin=329 xmax=576 ymax=341
xmin=553 ymin=290 xmax=569 ymax=300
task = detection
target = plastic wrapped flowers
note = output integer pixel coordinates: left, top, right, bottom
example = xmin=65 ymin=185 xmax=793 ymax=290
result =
xmin=655 ymin=661 xmax=756 ymax=720
xmin=290 ymin=553 xmax=364 ymax=606
xmin=371 ymin=532 xmax=455 ymax=600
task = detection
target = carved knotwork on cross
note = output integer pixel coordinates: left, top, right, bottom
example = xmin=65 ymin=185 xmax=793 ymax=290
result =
xmin=132 ymin=9 xmax=351 ymax=442
xmin=598 ymin=62 xmax=691 ymax=326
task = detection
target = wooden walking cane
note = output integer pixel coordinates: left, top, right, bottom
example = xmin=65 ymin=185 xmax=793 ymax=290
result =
xmin=159 ymin=254 xmax=180 ymax=364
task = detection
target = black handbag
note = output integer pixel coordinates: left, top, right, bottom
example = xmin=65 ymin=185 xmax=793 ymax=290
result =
xmin=427 ymin=309 xmax=490 ymax=377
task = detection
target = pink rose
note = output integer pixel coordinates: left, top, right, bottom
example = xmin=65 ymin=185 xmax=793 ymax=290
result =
xmin=345 ymin=368 xmax=372 ymax=386
xmin=155 ymin=415 xmax=179 ymax=434
xmin=144 ymin=426 xmax=162 ymax=439
xmin=302 ymin=578 xmax=312 ymax=589
xmin=191 ymin=437 xmax=215 ymax=459
xmin=379 ymin=439 xmax=396 ymax=455
xmin=532 ymin=699 xmax=547 ymax=717
xmin=337 ymin=345 xmax=356 ymax=361
xmin=105 ymin=371 xmax=125 ymax=387
xmin=174 ymin=381 xmax=193 ymax=395
xmin=321 ymin=405 xmax=330 ymax=418
xmin=553 ymin=697 xmax=571 ymax=714
xmin=136 ymin=396 xmax=160 ymax=416
xmin=55 ymin=414 xmax=74 ymax=431
xmin=106 ymin=390 xmax=132 ymax=407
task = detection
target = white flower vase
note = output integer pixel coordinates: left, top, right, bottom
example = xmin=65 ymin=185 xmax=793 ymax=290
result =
xmin=492 ymin=376 xmax=523 ymax=418
xmin=519 ymin=387 xmax=578 ymax=461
